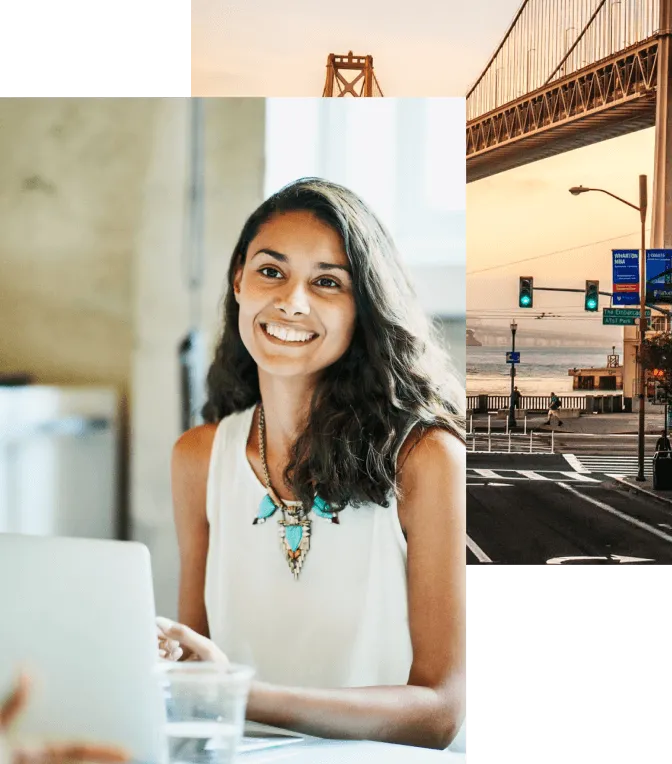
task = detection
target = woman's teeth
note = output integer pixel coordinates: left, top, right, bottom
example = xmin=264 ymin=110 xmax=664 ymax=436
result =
xmin=264 ymin=323 xmax=316 ymax=343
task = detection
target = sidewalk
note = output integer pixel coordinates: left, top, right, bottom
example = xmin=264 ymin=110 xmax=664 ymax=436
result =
xmin=470 ymin=411 xmax=666 ymax=436
xmin=614 ymin=475 xmax=672 ymax=507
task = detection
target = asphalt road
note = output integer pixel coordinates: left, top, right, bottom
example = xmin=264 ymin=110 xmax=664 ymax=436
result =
xmin=467 ymin=454 xmax=672 ymax=564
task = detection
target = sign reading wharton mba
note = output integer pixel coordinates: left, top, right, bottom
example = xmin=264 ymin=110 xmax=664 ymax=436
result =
xmin=612 ymin=249 xmax=639 ymax=306
xmin=646 ymin=249 xmax=672 ymax=304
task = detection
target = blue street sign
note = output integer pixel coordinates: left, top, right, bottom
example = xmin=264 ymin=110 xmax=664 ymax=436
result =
xmin=506 ymin=352 xmax=520 ymax=364
xmin=646 ymin=249 xmax=672 ymax=304
xmin=612 ymin=249 xmax=639 ymax=306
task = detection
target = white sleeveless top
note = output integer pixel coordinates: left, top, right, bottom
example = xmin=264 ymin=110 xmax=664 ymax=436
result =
xmin=204 ymin=406 xmax=413 ymax=689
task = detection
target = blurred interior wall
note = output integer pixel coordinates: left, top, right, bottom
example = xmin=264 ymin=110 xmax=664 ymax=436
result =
xmin=0 ymin=98 xmax=159 ymax=546
xmin=130 ymin=99 xmax=266 ymax=616
xmin=0 ymin=98 xmax=266 ymax=617
xmin=0 ymin=98 xmax=156 ymax=387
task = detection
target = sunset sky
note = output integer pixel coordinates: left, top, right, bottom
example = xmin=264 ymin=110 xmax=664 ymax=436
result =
xmin=191 ymin=0 xmax=523 ymax=97
xmin=467 ymin=127 xmax=657 ymax=344
xmin=192 ymin=0 xmax=658 ymax=345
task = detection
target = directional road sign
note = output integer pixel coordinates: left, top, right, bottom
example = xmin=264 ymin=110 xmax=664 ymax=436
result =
xmin=602 ymin=307 xmax=651 ymax=326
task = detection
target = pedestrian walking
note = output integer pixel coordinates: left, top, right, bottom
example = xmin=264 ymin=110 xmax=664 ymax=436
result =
xmin=546 ymin=392 xmax=563 ymax=427
xmin=512 ymin=386 xmax=522 ymax=409
xmin=655 ymin=429 xmax=671 ymax=453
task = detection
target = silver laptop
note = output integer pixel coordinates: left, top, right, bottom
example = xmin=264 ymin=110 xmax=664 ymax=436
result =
xmin=0 ymin=533 xmax=166 ymax=764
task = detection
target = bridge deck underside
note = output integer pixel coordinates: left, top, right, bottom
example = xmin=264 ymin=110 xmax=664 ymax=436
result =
xmin=466 ymin=39 xmax=658 ymax=183
xmin=467 ymin=95 xmax=656 ymax=182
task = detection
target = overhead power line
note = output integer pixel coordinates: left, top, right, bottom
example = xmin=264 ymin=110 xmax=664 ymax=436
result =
xmin=467 ymin=229 xmax=647 ymax=276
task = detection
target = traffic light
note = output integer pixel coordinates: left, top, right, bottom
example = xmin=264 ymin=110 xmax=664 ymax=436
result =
xmin=584 ymin=280 xmax=599 ymax=312
xmin=519 ymin=277 xmax=533 ymax=308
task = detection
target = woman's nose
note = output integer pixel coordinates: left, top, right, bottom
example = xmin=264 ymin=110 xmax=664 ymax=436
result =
xmin=274 ymin=282 xmax=310 ymax=315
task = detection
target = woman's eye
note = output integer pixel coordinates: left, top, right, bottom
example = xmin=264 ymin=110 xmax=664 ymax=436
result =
xmin=259 ymin=266 xmax=283 ymax=279
xmin=315 ymin=276 xmax=339 ymax=289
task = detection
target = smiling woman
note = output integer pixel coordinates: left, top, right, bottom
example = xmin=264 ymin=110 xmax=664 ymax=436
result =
xmin=165 ymin=177 xmax=466 ymax=750
xmin=233 ymin=210 xmax=357 ymax=383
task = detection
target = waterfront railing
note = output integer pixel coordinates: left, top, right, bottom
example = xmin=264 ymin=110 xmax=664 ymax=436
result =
xmin=466 ymin=394 xmax=623 ymax=414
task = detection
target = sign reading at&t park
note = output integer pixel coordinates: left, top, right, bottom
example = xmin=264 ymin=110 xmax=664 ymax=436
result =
xmin=602 ymin=307 xmax=651 ymax=326
xmin=612 ymin=249 xmax=639 ymax=306
xmin=646 ymin=249 xmax=672 ymax=304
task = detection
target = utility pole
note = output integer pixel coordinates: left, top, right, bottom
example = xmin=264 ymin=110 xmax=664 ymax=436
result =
xmin=508 ymin=320 xmax=518 ymax=429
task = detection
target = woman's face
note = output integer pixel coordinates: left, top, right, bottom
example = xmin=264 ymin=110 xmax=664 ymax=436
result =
xmin=234 ymin=210 xmax=357 ymax=379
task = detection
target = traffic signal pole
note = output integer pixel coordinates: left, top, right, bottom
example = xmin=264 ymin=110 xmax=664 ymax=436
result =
xmin=637 ymin=174 xmax=648 ymax=482
xmin=508 ymin=321 xmax=517 ymax=430
xmin=530 ymin=287 xmax=612 ymax=296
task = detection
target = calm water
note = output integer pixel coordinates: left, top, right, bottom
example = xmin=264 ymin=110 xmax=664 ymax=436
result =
xmin=467 ymin=346 xmax=622 ymax=396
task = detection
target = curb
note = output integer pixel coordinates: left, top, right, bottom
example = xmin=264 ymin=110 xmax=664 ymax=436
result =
xmin=613 ymin=476 xmax=672 ymax=507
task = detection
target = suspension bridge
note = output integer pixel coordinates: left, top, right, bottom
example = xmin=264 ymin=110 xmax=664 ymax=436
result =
xmin=466 ymin=0 xmax=672 ymax=254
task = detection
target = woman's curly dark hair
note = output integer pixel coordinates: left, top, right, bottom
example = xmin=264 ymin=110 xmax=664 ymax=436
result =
xmin=203 ymin=177 xmax=465 ymax=512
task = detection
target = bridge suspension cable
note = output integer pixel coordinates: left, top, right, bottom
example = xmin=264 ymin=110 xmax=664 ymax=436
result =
xmin=467 ymin=0 xmax=660 ymax=121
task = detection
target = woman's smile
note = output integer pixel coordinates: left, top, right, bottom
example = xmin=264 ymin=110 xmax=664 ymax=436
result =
xmin=259 ymin=321 xmax=319 ymax=346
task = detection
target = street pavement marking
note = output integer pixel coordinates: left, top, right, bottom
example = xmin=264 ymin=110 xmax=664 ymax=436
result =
xmin=558 ymin=471 xmax=600 ymax=483
xmin=472 ymin=468 xmax=502 ymax=479
xmin=467 ymin=482 xmax=513 ymax=487
xmin=517 ymin=470 xmax=551 ymax=480
xmin=563 ymin=453 xmax=590 ymax=473
xmin=546 ymin=554 xmax=654 ymax=564
xmin=467 ymin=534 xmax=493 ymax=563
xmin=467 ymin=469 xmax=601 ymax=483
xmin=558 ymin=482 xmax=672 ymax=544
xmin=573 ymin=455 xmax=653 ymax=476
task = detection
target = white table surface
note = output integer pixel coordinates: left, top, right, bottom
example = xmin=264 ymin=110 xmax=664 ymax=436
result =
xmin=237 ymin=721 xmax=465 ymax=762
xmin=239 ymin=738 xmax=465 ymax=762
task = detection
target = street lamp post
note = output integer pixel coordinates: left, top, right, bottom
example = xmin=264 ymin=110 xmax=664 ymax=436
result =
xmin=569 ymin=176 xmax=648 ymax=481
xmin=508 ymin=320 xmax=518 ymax=430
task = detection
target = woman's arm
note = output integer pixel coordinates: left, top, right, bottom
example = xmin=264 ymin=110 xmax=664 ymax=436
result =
xmin=246 ymin=428 xmax=466 ymax=749
xmin=171 ymin=424 xmax=218 ymax=642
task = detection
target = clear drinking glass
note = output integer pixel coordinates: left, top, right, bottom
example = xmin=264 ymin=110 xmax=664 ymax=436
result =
xmin=158 ymin=662 xmax=255 ymax=764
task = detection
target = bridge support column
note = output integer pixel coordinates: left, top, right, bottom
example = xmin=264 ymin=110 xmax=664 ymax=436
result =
xmin=652 ymin=0 xmax=672 ymax=248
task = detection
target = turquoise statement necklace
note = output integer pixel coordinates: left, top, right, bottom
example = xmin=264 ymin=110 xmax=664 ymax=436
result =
xmin=252 ymin=404 xmax=338 ymax=579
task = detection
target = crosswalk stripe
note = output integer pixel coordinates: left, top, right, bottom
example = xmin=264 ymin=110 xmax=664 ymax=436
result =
xmin=472 ymin=468 xmax=502 ymax=478
xmin=558 ymin=471 xmax=600 ymax=483
xmin=466 ymin=469 xmax=602 ymax=483
xmin=516 ymin=470 xmax=551 ymax=480
xmin=572 ymin=455 xmax=653 ymax=476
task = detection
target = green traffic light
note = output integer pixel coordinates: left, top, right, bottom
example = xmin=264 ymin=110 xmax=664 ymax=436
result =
xmin=518 ymin=276 xmax=533 ymax=308
xmin=584 ymin=280 xmax=599 ymax=312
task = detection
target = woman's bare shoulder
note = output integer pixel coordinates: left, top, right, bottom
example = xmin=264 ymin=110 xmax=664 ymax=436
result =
xmin=397 ymin=424 xmax=462 ymax=475
xmin=172 ymin=423 xmax=219 ymax=476
xmin=171 ymin=424 xmax=219 ymax=529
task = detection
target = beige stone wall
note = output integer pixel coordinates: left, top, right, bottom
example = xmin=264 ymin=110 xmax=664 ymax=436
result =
xmin=0 ymin=98 xmax=157 ymax=391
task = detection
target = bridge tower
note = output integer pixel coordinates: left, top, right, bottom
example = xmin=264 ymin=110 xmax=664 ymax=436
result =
xmin=322 ymin=52 xmax=384 ymax=96
xmin=624 ymin=0 xmax=672 ymax=410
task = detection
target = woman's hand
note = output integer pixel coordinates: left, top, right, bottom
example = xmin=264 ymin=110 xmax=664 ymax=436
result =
xmin=155 ymin=617 xmax=229 ymax=665
xmin=156 ymin=618 xmax=183 ymax=662
xmin=0 ymin=674 xmax=130 ymax=764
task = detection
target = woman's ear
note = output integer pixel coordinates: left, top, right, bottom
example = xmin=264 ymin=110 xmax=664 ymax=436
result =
xmin=233 ymin=266 xmax=243 ymax=303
